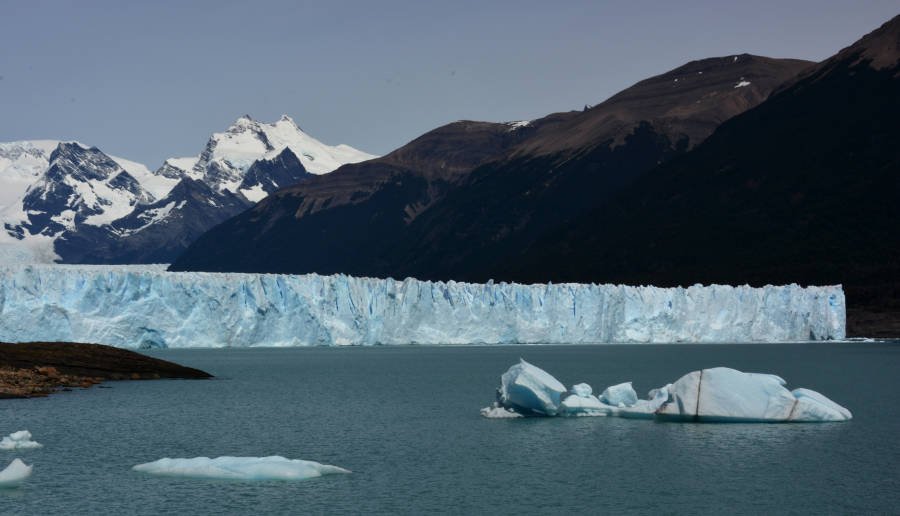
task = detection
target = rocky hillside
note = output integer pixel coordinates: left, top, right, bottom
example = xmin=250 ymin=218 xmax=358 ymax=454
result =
xmin=171 ymin=55 xmax=810 ymax=274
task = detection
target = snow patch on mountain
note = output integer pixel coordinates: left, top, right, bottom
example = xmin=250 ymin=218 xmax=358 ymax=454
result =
xmin=240 ymin=184 xmax=268 ymax=203
xmin=506 ymin=120 xmax=532 ymax=131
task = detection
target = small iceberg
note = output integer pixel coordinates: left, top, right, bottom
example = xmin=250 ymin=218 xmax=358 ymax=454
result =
xmin=0 ymin=459 xmax=33 ymax=488
xmin=480 ymin=405 xmax=523 ymax=418
xmin=0 ymin=431 xmax=42 ymax=450
xmin=483 ymin=359 xmax=852 ymax=423
xmin=132 ymin=456 xmax=351 ymax=481
xmin=495 ymin=359 xmax=567 ymax=416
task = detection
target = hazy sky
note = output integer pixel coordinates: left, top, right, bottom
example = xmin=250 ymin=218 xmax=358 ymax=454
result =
xmin=1 ymin=1 xmax=897 ymax=167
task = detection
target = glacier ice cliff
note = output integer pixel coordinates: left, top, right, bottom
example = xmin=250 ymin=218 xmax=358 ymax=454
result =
xmin=0 ymin=265 xmax=845 ymax=348
xmin=484 ymin=360 xmax=852 ymax=422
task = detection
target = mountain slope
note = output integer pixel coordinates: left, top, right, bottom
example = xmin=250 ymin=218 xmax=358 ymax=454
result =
xmin=170 ymin=119 xmax=541 ymax=273
xmin=506 ymin=14 xmax=900 ymax=336
xmin=171 ymin=55 xmax=811 ymax=274
xmin=55 ymin=178 xmax=252 ymax=264
xmin=0 ymin=142 xmax=167 ymax=261
xmin=0 ymin=115 xmax=373 ymax=264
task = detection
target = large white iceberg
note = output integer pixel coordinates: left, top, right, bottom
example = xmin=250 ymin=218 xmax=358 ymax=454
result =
xmin=656 ymin=367 xmax=853 ymax=422
xmin=0 ymin=430 xmax=42 ymax=450
xmin=0 ymin=459 xmax=32 ymax=488
xmin=485 ymin=361 xmax=851 ymax=423
xmin=132 ymin=456 xmax=350 ymax=481
xmin=0 ymin=264 xmax=844 ymax=348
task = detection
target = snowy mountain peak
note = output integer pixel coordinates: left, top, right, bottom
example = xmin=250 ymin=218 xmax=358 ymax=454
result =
xmin=21 ymin=143 xmax=152 ymax=233
xmin=190 ymin=115 xmax=376 ymax=193
xmin=0 ymin=116 xmax=376 ymax=264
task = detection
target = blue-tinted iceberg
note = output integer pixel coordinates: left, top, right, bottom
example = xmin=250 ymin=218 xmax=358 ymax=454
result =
xmin=0 ymin=459 xmax=32 ymax=488
xmin=132 ymin=456 xmax=350 ymax=481
xmin=0 ymin=430 xmax=42 ymax=450
xmin=570 ymin=383 xmax=593 ymax=398
xmin=497 ymin=359 xmax=567 ymax=416
xmin=600 ymin=382 xmax=638 ymax=407
xmin=0 ymin=264 xmax=845 ymax=348
xmin=483 ymin=361 xmax=851 ymax=422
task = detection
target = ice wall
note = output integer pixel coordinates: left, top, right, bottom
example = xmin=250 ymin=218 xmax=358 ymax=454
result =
xmin=0 ymin=265 xmax=845 ymax=348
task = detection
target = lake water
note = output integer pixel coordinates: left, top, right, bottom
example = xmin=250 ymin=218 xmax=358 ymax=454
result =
xmin=2 ymin=342 xmax=899 ymax=515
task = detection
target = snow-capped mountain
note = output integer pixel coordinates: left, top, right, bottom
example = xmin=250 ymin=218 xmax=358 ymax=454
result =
xmin=0 ymin=115 xmax=376 ymax=264
xmin=164 ymin=114 xmax=375 ymax=186
xmin=0 ymin=140 xmax=176 ymax=262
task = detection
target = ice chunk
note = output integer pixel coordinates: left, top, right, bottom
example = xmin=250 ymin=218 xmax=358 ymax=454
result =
xmin=655 ymin=367 xmax=851 ymax=422
xmin=620 ymin=385 xmax=672 ymax=417
xmin=132 ymin=456 xmax=350 ymax=481
xmin=0 ymin=264 xmax=846 ymax=347
xmin=657 ymin=367 xmax=797 ymax=421
xmin=0 ymin=430 xmax=42 ymax=450
xmin=499 ymin=359 xmax=567 ymax=416
xmin=559 ymin=393 xmax=611 ymax=416
xmin=480 ymin=404 xmax=524 ymax=418
xmin=600 ymin=382 xmax=638 ymax=407
xmin=571 ymin=383 xmax=593 ymax=398
xmin=791 ymin=388 xmax=853 ymax=421
xmin=0 ymin=459 xmax=32 ymax=488
xmin=486 ymin=362 xmax=851 ymax=423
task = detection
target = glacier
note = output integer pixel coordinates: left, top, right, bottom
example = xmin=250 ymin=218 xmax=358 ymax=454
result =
xmin=0 ymin=264 xmax=845 ymax=348
xmin=485 ymin=360 xmax=852 ymax=422
xmin=132 ymin=456 xmax=350 ymax=481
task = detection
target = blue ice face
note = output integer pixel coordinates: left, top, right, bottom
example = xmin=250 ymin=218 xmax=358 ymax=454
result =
xmin=0 ymin=265 xmax=845 ymax=348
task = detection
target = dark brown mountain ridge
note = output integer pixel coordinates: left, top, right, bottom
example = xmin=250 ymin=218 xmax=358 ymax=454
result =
xmin=171 ymin=54 xmax=811 ymax=276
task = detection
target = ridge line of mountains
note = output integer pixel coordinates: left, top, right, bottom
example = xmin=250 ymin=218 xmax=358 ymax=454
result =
xmin=0 ymin=115 xmax=376 ymax=263
xmin=3 ymin=14 xmax=898 ymax=336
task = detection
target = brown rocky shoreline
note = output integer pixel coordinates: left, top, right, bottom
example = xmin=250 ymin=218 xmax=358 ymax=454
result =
xmin=0 ymin=342 xmax=212 ymax=399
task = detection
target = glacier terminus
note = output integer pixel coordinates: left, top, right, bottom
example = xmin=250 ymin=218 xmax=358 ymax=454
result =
xmin=0 ymin=265 xmax=845 ymax=348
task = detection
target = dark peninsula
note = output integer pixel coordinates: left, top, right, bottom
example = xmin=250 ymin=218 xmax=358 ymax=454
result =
xmin=0 ymin=342 xmax=212 ymax=398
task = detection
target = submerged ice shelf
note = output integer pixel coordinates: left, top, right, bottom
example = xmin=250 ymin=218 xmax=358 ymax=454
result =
xmin=0 ymin=264 xmax=845 ymax=348
xmin=132 ymin=456 xmax=350 ymax=481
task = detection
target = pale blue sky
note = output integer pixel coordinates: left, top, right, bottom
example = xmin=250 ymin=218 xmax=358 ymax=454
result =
xmin=1 ymin=0 xmax=897 ymax=167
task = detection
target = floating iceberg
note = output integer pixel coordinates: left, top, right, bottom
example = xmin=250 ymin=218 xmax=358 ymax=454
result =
xmin=0 ymin=264 xmax=844 ymax=348
xmin=0 ymin=459 xmax=32 ymax=488
xmin=131 ymin=456 xmax=350 ymax=481
xmin=656 ymin=367 xmax=853 ymax=422
xmin=600 ymin=382 xmax=638 ymax=407
xmin=484 ymin=361 xmax=852 ymax=423
xmin=479 ymin=405 xmax=523 ymax=418
xmin=497 ymin=359 xmax=567 ymax=416
xmin=570 ymin=383 xmax=593 ymax=398
xmin=0 ymin=430 xmax=42 ymax=450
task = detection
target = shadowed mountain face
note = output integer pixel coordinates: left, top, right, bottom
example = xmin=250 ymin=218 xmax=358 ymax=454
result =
xmin=56 ymin=178 xmax=253 ymax=264
xmin=504 ymin=15 xmax=900 ymax=337
xmin=171 ymin=54 xmax=811 ymax=274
